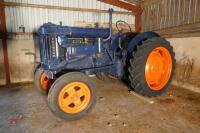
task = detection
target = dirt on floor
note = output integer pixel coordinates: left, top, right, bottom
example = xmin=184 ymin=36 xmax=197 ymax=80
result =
xmin=0 ymin=78 xmax=200 ymax=133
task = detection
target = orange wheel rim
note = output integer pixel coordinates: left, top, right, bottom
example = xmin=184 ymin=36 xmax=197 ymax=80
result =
xmin=40 ymin=72 xmax=51 ymax=90
xmin=145 ymin=47 xmax=172 ymax=91
xmin=58 ymin=82 xmax=91 ymax=114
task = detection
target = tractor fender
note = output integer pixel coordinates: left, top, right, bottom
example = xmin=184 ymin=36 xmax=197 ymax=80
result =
xmin=127 ymin=31 xmax=160 ymax=53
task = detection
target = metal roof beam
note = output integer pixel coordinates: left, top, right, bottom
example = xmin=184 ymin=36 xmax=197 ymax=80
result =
xmin=98 ymin=0 xmax=142 ymax=32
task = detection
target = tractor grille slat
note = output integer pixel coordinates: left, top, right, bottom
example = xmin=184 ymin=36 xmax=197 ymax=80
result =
xmin=43 ymin=35 xmax=51 ymax=65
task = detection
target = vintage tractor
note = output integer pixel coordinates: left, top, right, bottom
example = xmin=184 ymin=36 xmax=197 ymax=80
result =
xmin=35 ymin=9 xmax=175 ymax=121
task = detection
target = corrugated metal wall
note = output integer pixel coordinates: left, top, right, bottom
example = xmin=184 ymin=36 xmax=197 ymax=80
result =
xmin=4 ymin=0 xmax=135 ymax=40
xmin=141 ymin=0 xmax=200 ymax=37
xmin=0 ymin=0 xmax=135 ymax=85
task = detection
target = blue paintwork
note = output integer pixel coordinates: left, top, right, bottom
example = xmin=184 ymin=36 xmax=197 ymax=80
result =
xmin=127 ymin=32 xmax=160 ymax=53
xmin=39 ymin=23 xmax=110 ymax=38
xmin=38 ymin=8 xmax=159 ymax=79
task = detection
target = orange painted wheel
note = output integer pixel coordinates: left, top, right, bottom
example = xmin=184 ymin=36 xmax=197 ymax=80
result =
xmin=145 ymin=47 xmax=172 ymax=90
xmin=128 ymin=37 xmax=175 ymax=97
xmin=40 ymin=72 xmax=51 ymax=90
xmin=58 ymin=82 xmax=91 ymax=114
xmin=35 ymin=69 xmax=53 ymax=95
xmin=48 ymin=72 xmax=96 ymax=120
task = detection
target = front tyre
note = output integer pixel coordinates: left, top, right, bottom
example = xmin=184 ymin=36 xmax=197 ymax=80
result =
xmin=34 ymin=69 xmax=53 ymax=95
xmin=128 ymin=37 xmax=175 ymax=97
xmin=48 ymin=72 xmax=96 ymax=121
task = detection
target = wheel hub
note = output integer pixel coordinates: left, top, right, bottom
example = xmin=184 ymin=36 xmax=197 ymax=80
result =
xmin=71 ymin=94 xmax=79 ymax=101
xmin=145 ymin=47 xmax=172 ymax=90
xmin=40 ymin=72 xmax=51 ymax=90
xmin=58 ymin=82 xmax=91 ymax=114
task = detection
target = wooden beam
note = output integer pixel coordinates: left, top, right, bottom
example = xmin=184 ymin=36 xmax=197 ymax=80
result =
xmin=4 ymin=2 xmax=133 ymax=15
xmin=135 ymin=12 xmax=142 ymax=33
xmin=98 ymin=0 xmax=140 ymax=13
xmin=154 ymin=23 xmax=200 ymax=38
xmin=0 ymin=0 xmax=11 ymax=85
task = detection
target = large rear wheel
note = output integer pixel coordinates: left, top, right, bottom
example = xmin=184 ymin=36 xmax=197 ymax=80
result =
xmin=48 ymin=72 xmax=96 ymax=121
xmin=128 ymin=37 xmax=175 ymax=97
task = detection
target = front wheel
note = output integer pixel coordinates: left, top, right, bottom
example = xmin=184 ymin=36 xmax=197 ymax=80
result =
xmin=34 ymin=69 xmax=53 ymax=95
xmin=48 ymin=72 xmax=96 ymax=121
xmin=128 ymin=37 xmax=175 ymax=97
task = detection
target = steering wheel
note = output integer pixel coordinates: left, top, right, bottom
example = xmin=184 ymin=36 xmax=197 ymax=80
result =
xmin=116 ymin=20 xmax=132 ymax=33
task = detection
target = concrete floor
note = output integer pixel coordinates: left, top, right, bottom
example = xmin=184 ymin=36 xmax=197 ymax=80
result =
xmin=0 ymin=78 xmax=200 ymax=133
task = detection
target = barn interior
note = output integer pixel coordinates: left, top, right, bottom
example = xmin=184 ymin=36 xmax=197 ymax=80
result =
xmin=0 ymin=0 xmax=200 ymax=132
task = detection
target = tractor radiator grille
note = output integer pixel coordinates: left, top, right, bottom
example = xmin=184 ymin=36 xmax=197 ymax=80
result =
xmin=43 ymin=35 xmax=51 ymax=65
xmin=51 ymin=35 xmax=56 ymax=57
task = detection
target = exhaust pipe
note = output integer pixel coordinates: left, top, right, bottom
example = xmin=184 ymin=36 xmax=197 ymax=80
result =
xmin=103 ymin=8 xmax=113 ymax=42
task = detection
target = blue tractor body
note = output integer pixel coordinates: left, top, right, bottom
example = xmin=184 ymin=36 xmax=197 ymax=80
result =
xmin=36 ymin=8 xmax=175 ymax=121
xmin=38 ymin=9 xmax=159 ymax=80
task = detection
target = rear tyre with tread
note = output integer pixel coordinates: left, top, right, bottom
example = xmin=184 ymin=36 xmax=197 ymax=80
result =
xmin=128 ymin=37 xmax=175 ymax=97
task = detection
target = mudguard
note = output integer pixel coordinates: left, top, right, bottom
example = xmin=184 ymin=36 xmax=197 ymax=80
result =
xmin=127 ymin=31 xmax=160 ymax=53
